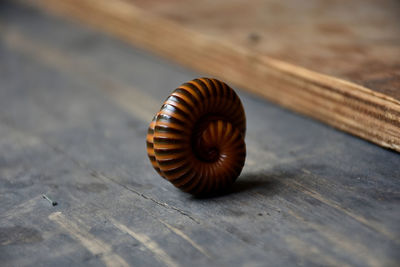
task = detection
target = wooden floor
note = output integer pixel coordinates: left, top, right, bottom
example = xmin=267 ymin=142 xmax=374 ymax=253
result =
xmin=1 ymin=3 xmax=399 ymax=267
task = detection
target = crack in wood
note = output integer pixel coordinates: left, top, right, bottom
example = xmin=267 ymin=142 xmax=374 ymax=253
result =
xmin=0 ymin=118 xmax=200 ymax=224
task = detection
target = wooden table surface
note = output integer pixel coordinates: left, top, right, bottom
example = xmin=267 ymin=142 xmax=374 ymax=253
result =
xmin=1 ymin=2 xmax=399 ymax=267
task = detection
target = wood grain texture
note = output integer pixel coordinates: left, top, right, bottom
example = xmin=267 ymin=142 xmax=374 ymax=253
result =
xmin=24 ymin=0 xmax=400 ymax=152
xmin=1 ymin=3 xmax=400 ymax=266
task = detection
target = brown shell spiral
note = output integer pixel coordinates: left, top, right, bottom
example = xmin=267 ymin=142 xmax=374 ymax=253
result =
xmin=146 ymin=78 xmax=246 ymax=195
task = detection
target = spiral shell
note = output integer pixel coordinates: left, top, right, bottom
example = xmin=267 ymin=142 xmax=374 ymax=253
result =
xmin=146 ymin=78 xmax=246 ymax=195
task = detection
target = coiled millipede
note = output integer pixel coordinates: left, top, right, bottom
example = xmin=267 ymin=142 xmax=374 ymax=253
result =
xmin=146 ymin=78 xmax=246 ymax=195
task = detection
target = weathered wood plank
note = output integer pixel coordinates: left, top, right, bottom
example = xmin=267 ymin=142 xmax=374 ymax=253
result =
xmin=1 ymin=3 xmax=399 ymax=267
xmin=23 ymin=0 xmax=400 ymax=152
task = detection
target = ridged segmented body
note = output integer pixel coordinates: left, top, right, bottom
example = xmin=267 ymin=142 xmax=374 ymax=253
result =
xmin=146 ymin=78 xmax=246 ymax=195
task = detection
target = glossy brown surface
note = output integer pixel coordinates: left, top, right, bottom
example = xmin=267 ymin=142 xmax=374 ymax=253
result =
xmin=147 ymin=78 xmax=246 ymax=194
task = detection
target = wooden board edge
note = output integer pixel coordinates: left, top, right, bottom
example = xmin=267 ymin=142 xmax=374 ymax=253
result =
xmin=25 ymin=0 xmax=400 ymax=152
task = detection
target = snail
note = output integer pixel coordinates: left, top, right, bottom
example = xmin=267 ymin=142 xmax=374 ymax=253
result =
xmin=146 ymin=78 xmax=246 ymax=195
